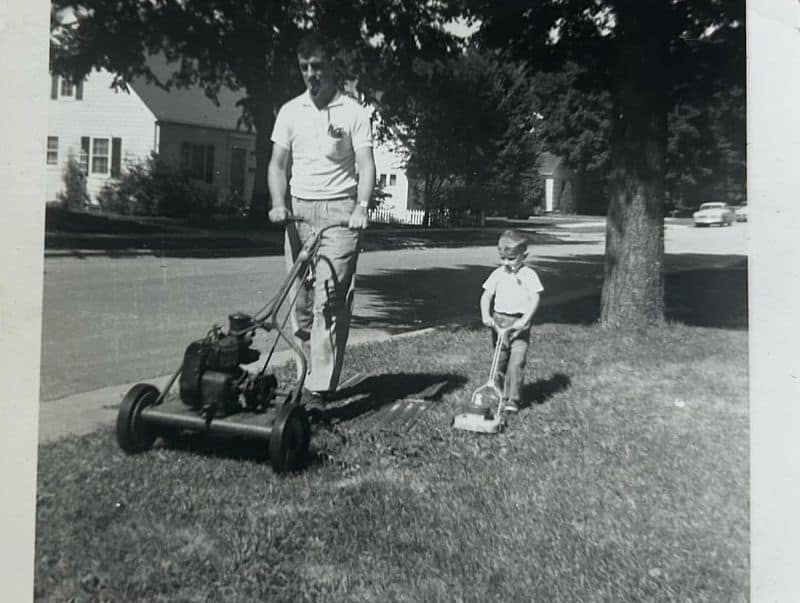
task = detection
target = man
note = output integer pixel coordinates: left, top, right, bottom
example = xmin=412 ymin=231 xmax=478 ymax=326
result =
xmin=267 ymin=32 xmax=376 ymax=399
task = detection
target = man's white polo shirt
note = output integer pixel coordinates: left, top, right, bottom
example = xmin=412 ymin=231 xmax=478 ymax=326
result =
xmin=271 ymin=90 xmax=373 ymax=200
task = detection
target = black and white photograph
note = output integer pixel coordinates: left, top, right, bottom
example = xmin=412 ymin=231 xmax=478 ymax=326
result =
xmin=3 ymin=0 xmax=800 ymax=600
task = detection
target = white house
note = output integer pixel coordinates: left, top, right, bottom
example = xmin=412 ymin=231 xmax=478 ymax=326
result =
xmin=372 ymin=138 xmax=420 ymax=213
xmin=46 ymin=54 xmax=257 ymax=205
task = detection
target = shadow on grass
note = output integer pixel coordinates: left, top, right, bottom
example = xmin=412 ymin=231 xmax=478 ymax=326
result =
xmin=521 ymin=373 xmax=572 ymax=409
xmin=157 ymin=427 xmax=336 ymax=471
xmin=352 ymin=253 xmax=748 ymax=331
xmin=155 ymin=372 xmax=466 ymax=464
xmin=318 ymin=372 xmax=468 ymax=424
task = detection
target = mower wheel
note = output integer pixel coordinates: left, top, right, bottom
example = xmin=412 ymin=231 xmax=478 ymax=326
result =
xmin=116 ymin=383 xmax=159 ymax=454
xmin=269 ymin=403 xmax=310 ymax=473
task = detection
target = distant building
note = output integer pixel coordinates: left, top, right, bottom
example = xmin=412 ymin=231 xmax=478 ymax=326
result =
xmin=46 ymin=54 xmax=256 ymax=205
xmin=529 ymin=152 xmax=607 ymax=215
xmin=341 ymin=81 xmax=419 ymax=214
xmin=372 ymin=138 xmax=420 ymax=212
xmin=536 ymin=151 xmax=575 ymax=213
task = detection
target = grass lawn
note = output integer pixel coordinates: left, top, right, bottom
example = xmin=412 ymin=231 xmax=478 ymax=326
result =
xmin=35 ymin=324 xmax=748 ymax=601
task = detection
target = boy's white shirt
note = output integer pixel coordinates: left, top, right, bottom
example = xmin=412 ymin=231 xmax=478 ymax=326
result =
xmin=483 ymin=265 xmax=544 ymax=315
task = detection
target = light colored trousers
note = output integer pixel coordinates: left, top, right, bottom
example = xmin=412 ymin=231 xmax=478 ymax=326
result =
xmin=285 ymin=197 xmax=360 ymax=392
xmin=491 ymin=311 xmax=531 ymax=403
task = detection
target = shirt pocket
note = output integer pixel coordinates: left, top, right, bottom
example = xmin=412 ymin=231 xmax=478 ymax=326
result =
xmin=324 ymin=128 xmax=352 ymax=160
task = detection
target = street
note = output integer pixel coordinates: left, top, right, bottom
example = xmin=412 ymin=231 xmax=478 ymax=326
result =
xmin=39 ymin=220 xmax=747 ymax=402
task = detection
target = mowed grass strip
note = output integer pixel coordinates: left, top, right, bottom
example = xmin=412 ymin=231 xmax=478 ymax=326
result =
xmin=35 ymin=324 xmax=748 ymax=602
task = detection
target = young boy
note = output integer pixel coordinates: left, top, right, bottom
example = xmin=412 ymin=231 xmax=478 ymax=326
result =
xmin=480 ymin=229 xmax=544 ymax=412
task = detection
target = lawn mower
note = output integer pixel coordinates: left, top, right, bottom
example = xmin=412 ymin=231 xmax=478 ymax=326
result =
xmin=452 ymin=327 xmax=509 ymax=434
xmin=115 ymin=217 xmax=346 ymax=473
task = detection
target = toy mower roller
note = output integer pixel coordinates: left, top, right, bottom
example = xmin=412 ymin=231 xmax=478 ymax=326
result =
xmin=115 ymin=219 xmax=344 ymax=473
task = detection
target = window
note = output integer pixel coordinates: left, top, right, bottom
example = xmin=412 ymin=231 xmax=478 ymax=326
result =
xmin=378 ymin=173 xmax=387 ymax=187
xmin=51 ymin=76 xmax=83 ymax=100
xmin=389 ymin=173 xmax=397 ymax=187
xmin=111 ymin=138 xmax=122 ymax=177
xmin=181 ymin=142 xmax=215 ymax=184
xmin=91 ymin=138 xmax=110 ymax=174
xmin=78 ymin=136 xmax=120 ymax=176
xmin=46 ymin=137 xmax=58 ymax=165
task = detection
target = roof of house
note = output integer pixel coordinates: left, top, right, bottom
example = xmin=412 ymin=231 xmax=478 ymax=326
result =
xmin=129 ymin=54 xmax=251 ymax=132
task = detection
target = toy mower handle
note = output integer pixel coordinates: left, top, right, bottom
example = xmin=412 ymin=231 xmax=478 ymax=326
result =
xmin=494 ymin=325 xmax=510 ymax=338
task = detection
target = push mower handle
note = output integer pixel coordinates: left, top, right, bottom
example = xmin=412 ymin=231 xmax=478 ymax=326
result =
xmin=285 ymin=215 xmax=352 ymax=233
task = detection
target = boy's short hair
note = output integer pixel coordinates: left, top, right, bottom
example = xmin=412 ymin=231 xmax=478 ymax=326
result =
xmin=498 ymin=229 xmax=527 ymax=255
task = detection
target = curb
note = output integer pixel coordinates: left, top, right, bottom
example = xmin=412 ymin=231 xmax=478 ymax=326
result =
xmin=42 ymin=222 xmax=609 ymax=258
xmin=43 ymin=246 xmax=282 ymax=259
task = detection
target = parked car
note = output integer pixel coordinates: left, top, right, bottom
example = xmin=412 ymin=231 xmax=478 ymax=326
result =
xmin=733 ymin=204 xmax=748 ymax=222
xmin=692 ymin=202 xmax=736 ymax=227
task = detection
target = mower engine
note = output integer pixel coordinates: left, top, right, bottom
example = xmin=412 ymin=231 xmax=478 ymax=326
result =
xmin=178 ymin=312 xmax=278 ymax=416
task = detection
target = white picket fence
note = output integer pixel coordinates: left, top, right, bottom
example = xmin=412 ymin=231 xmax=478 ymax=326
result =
xmin=368 ymin=207 xmax=426 ymax=226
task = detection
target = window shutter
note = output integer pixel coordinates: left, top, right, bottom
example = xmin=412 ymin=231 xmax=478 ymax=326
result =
xmin=204 ymin=145 xmax=215 ymax=184
xmin=80 ymin=137 xmax=90 ymax=174
xmin=75 ymin=80 xmax=84 ymax=100
xmin=180 ymin=142 xmax=191 ymax=174
xmin=111 ymin=138 xmax=122 ymax=177
xmin=51 ymin=75 xmax=58 ymax=99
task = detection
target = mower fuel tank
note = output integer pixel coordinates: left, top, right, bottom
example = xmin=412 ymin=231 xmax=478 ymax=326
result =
xmin=179 ymin=339 xmax=247 ymax=412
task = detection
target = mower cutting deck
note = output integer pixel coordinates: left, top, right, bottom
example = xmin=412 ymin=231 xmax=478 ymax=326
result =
xmin=114 ymin=218 xmax=340 ymax=473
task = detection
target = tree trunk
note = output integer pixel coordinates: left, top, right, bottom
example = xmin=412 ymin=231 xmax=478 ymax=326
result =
xmin=249 ymin=95 xmax=277 ymax=220
xmin=600 ymin=1 xmax=671 ymax=327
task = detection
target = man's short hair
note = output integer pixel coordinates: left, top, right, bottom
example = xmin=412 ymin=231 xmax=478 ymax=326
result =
xmin=297 ymin=31 xmax=334 ymax=59
xmin=498 ymin=229 xmax=528 ymax=255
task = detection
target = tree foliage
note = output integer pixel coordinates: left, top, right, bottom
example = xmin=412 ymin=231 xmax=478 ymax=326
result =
xmin=666 ymin=84 xmax=746 ymax=208
xmin=379 ymin=47 xmax=542 ymax=218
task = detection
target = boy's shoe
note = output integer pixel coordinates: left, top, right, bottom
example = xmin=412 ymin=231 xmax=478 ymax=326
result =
xmin=503 ymin=400 xmax=520 ymax=413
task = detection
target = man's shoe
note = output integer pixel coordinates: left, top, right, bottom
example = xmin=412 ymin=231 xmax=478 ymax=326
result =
xmin=302 ymin=389 xmax=335 ymax=410
xmin=502 ymin=400 xmax=520 ymax=413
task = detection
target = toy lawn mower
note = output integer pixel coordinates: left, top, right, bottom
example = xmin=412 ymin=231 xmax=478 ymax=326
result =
xmin=115 ymin=217 xmax=345 ymax=473
xmin=452 ymin=327 xmax=509 ymax=434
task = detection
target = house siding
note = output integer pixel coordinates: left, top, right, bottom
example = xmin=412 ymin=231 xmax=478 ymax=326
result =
xmin=373 ymin=141 xmax=418 ymax=210
xmin=157 ymin=122 xmax=256 ymax=202
xmin=47 ymin=68 xmax=157 ymax=202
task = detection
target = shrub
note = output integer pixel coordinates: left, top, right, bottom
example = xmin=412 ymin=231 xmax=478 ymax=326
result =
xmin=97 ymin=153 xmax=219 ymax=218
xmin=57 ymin=153 xmax=90 ymax=210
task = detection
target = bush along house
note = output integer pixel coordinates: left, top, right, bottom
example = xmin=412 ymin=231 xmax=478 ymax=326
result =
xmin=46 ymin=53 xmax=257 ymax=209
